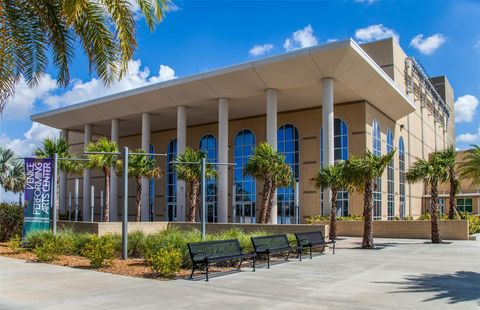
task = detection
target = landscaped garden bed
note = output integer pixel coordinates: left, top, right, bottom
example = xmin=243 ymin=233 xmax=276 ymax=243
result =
xmin=1 ymin=228 xmax=294 ymax=280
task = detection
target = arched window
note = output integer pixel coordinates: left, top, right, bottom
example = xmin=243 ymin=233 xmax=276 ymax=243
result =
xmin=199 ymin=134 xmax=218 ymax=222
xmin=149 ymin=144 xmax=155 ymax=221
xmin=165 ymin=139 xmax=177 ymax=221
xmin=320 ymin=118 xmax=349 ymax=216
xmin=399 ymin=137 xmax=406 ymax=219
xmin=277 ymin=124 xmax=299 ymax=224
xmin=387 ymin=129 xmax=395 ymax=220
xmin=234 ymin=130 xmax=256 ymax=223
xmin=372 ymin=120 xmax=382 ymax=220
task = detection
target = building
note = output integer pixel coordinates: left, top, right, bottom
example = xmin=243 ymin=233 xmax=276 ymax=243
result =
xmin=32 ymin=38 xmax=455 ymax=223
xmin=423 ymin=150 xmax=480 ymax=215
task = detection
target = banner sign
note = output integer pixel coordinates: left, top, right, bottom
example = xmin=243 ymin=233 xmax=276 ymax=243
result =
xmin=22 ymin=158 xmax=53 ymax=238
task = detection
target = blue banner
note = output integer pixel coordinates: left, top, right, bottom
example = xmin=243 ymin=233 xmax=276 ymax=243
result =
xmin=22 ymin=158 xmax=53 ymax=238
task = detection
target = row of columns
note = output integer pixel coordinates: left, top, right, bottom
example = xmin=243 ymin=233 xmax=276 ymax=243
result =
xmin=63 ymin=78 xmax=335 ymax=223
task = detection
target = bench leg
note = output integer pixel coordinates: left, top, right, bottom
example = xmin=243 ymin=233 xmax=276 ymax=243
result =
xmin=267 ymin=253 xmax=271 ymax=269
xmin=205 ymin=262 xmax=210 ymax=282
xmin=299 ymin=249 xmax=302 ymax=261
xmin=237 ymin=258 xmax=244 ymax=270
xmin=252 ymin=256 xmax=256 ymax=272
xmin=285 ymin=251 xmax=290 ymax=261
xmin=310 ymin=246 xmax=313 ymax=259
xmin=332 ymin=242 xmax=336 ymax=255
xmin=189 ymin=265 xmax=196 ymax=279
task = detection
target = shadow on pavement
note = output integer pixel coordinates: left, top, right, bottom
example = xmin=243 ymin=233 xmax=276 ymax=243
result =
xmin=379 ymin=271 xmax=480 ymax=305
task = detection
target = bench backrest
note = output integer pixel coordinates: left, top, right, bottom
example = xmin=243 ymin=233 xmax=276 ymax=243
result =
xmin=251 ymin=234 xmax=290 ymax=252
xmin=188 ymin=239 xmax=242 ymax=261
xmin=295 ymin=231 xmax=326 ymax=246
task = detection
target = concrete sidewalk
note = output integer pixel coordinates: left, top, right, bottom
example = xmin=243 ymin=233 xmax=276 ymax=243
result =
xmin=1 ymin=237 xmax=479 ymax=310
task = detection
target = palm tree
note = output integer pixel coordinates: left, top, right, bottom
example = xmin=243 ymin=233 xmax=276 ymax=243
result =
xmin=0 ymin=147 xmax=25 ymax=196
xmin=245 ymin=142 xmax=291 ymax=224
xmin=436 ymin=147 xmax=460 ymax=219
xmin=117 ymin=149 xmax=161 ymax=222
xmin=406 ymin=153 xmax=448 ymax=243
xmin=176 ymin=148 xmax=217 ymax=222
xmin=0 ymin=0 xmax=169 ymax=113
xmin=85 ymin=137 xmax=119 ymax=222
xmin=35 ymin=137 xmax=82 ymax=211
xmin=312 ymin=161 xmax=353 ymax=239
xmin=460 ymin=144 xmax=480 ymax=187
xmin=345 ymin=150 xmax=395 ymax=249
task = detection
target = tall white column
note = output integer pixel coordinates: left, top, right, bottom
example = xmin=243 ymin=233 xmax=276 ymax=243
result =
xmin=218 ymin=98 xmax=229 ymax=223
xmin=59 ymin=129 xmax=68 ymax=214
xmin=322 ymin=78 xmax=334 ymax=216
xmin=176 ymin=106 xmax=187 ymax=221
xmin=141 ymin=113 xmax=150 ymax=221
xmin=266 ymin=89 xmax=278 ymax=224
xmin=110 ymin=119 xmax=119 ymax=221
xmin=83 ymin=124 xmax=92 ymax=221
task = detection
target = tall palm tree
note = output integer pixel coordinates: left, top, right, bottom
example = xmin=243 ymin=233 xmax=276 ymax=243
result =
xmin=176 ymin=148 xmax=217 ymax=222
xmin=312 ymin=161 xmax=353 ymax=239
xmin=85 ymin=137 xmax=119 ymax=222
xmin=265 ymin=156 xmax=292 ymax=223
xmin=117 ymin=149 xmax=161 ymax=222
xmin=245 ymin=142 xmax=291 ymax=224
xmin=345 ymin=150 xmax=395 ymax=249
xmin=436 ymin=147 xmax=460 ymax=219
xmin=460 ymin=144 xmax=480 ymax=188
xmin=0 ymin=147 xmax=25 ymax=195
xmin=0 ymin=0 xmax=169 ymax=113
xmin=35 ymin=137 xmax=82 ymax=211
xmin=406 ymin=153 xmax=448 ymax=243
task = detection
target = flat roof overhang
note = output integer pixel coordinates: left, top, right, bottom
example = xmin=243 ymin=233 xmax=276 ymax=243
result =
xmin=32 ymin=39 xmax=415 ymax=137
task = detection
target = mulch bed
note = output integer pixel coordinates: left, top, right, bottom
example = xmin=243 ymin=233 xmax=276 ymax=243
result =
xmin=0 ymin=243 xmax=262 ymax=280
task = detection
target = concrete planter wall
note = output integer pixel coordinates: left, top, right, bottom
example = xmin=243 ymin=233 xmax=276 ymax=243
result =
xmin=57 ymin=221 xmax=329 ymax=238
xmin=311 ymin=220 xmax=469 ymax=240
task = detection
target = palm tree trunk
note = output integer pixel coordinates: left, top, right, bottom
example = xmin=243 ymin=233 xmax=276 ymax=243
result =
xmin=188 ymin=180 xmax=199 ymax=222
xmin=265 ymin=182 xmax=277 ymax=224
xmin=135 ymin=177 xmax=142 ymax=222
xmin=448 ymin=173 xmax=457 ymax=219
xmin=430 ymin=182 xmax=442 ymax=243
xmin=330 ymin=188 xmax=338 ymax=239
xmin=258 ymin=178 xmax=271 ymax=224
xmin=103 ymin=167 xmax=110 ymax=222
xmin=362 ymin=180 xmax=374 ymax=249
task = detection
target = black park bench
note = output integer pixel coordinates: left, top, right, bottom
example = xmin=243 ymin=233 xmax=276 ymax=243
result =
xmin=251 ymin=234 xmax=303 ymax=268
xmin=295 ymin=231 xmax=336 ymax=259
xmin=187 ymin=239 xmax=256 ymax=281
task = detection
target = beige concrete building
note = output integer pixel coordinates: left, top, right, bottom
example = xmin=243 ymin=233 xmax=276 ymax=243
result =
xmin=32 ymin=38 xmax=455 ymax=223
xmin=423 ymin=150 xmax=480 ymax=215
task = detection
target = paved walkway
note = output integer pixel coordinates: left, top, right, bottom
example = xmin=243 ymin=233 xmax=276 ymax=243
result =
xmin=1 ymin=237 xmax=479 ymax=310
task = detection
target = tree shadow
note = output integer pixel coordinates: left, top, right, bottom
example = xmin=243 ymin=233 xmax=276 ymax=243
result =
xmin=380 ymin=271 xmax=480 ymax=305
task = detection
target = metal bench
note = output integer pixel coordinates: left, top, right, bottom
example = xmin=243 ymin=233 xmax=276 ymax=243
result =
xmin=251 ymin=234 xmax=303 ymax=268
xmin=295 ymin=231 xmax=336 ymax=259
xmin=187 ymin=239 xmax=256 ymax=281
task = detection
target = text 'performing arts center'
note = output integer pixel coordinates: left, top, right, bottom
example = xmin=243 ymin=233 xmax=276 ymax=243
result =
xmin=32 ymin=38 xmax=454 ymax=224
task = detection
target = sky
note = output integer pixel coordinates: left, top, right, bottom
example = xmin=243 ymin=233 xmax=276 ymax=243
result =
xmin=1 ymin=0 xmax=479 ymax=200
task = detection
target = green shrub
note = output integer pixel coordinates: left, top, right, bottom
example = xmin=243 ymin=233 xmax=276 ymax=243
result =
xmin=149 ymin=248 xmax=182 ymax=278
xmin=306 ymin=214 xmax=364 ymax=223
xmin=128 ymin=231 xmax=147 ymax=258
xmin=417 ymin=213 xmax=448 ymax=221
xmin=0 ymin=203 xmax=23 ymax=241
xmin=82 ymin=235 xmax=116 ymax=268
xmin=33 ymin=239 xmax=59 ymax=262
xmin=25 ymin=230 xmax=55 ymax=249
xmin=306 ymin=215 xmax=329 ymax=223
xmin=457 ymin=212 xmax=480 ymax=235
xmin=7 ymin=235 xmax=23 ymax=253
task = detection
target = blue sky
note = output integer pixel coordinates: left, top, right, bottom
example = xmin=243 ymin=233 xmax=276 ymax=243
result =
xmin=1 ymin=0 xmax=479 ymax=156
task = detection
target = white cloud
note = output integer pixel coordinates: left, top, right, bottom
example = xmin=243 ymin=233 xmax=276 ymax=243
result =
xmin=409 ymin=34 xmax=446 ymax=55
xmin=455 ymin=95 xmax=479 ymax=123
xmin=0 ymin=122 xmax=59 ymax=157
xmin=354 ymin=24 xmax=399 ymax=43
xmin=354 ymin=0 xmax=377 ymax=4
xmin=2 ymin=75 xmax=56 ymax=120
xmin=283 ymin=25 xmax=318 ymax=51
xmin=457 ymin=127 xmax=480 ymax=144
xmin=249 ymin=44 xmax=274 ymax=57
xmin=44 ymin=60 xmax=176 ymax=109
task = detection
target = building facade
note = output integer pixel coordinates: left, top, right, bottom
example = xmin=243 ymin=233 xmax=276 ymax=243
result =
xmin=33 ymin=38 xmax=455 ymax=223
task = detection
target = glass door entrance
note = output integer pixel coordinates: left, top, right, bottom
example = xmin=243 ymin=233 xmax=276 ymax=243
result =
xmin=166 ymin=203 xmax=176 ymax=222
xmin=235 ymin=203 xmax=255 ymax=223
xmin=207 ymin=203 xmax=217 ymax=223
